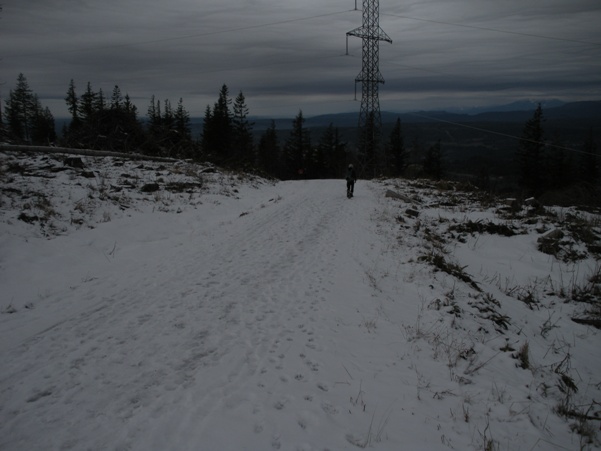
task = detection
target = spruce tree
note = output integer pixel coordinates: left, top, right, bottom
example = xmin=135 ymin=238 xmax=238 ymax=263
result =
xmin=257 ymin=120 xmax=280 ymax=177
xmin=147 ymin=95 xmax=160 ymax=133
xmin=79 ymin=82 xmax=97 ymax=122
xmin=65 ymin=79 xmax=79 ymax=126
xmin=284 ymin=110 xmax=311 ymax=179
xmin=110 ymin=85 xmax=123 ymax=111
xmin=148 ymin=98 xmax=172 ymax=153
xmin=123 ymin=94 xmax=136 ymax=117
xmin=387 ymin=117 xmax=406 ymax=177
xmin=4 ymin=73 xmax=34 ymax=142
xmin=32 ymin=105 xmax=56 ymax=144
xmin=201 ymin=104 xmax=214 ymax=160
xmin=173 ymin=98 xmax=193 ymax=158
xmin=4 ymin=73 xmax=54 ymax=145
xmin=175 ymin=98 xmax=191 ymax=141
xmin=162 ymin=99 xmax=174 ymax=133
xmin=95 ymin=88 xmax=106 ymax=113
xmin=232 ymin=91 xmax=254 ymax=166
xmin=146 ymin=95 xmax=166 ymax=145
xmin=306 ymin=137 xmax=325 ymax=178
xmin=314 ymin=123 xmax=345 ymax=178
xmin=212 ymin=84 xmax=233 ymax=163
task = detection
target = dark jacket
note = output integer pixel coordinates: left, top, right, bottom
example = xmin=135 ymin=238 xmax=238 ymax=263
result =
xmin=346 ymin=167 xmax=357 ymax=182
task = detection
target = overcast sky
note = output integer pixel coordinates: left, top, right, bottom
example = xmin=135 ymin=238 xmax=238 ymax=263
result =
xmin=2 ymin=0 xmax=600 ymax=119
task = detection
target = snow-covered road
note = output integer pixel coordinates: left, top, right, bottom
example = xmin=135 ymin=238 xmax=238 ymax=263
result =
xmin=1 ymin=180 xmax=412 ymax=450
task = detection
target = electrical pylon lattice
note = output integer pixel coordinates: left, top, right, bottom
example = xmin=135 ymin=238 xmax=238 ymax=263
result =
xmin=347 ymin=0 xmax=392 ymax=131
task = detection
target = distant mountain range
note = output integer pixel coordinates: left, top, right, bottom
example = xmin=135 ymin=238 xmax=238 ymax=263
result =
xmin=161 ymin=99 xmax=601 ymax=135
xmin=293 ymin=100 xmax=601 ymax=130
xmin=443 ymin=99 xmax=567 ymax=114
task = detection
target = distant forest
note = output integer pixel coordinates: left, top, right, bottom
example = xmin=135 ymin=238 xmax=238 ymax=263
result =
xmin=1 ymin=73 xmax=599 ymax=202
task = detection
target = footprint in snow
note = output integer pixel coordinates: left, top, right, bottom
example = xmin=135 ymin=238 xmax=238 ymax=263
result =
xmin=321 ymin=401 xmax=338 ymax=415
xmin=274 ymin=400 xmax=286 ymax=410
xmin=271 ymin=436 xmax=281 ymax=449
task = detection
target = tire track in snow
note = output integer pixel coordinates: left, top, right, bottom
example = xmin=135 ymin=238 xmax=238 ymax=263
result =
xmin=205 ymin=182 xmax=378 ymax=451
xmin=162 ymin=181 xmax=351 ymax=448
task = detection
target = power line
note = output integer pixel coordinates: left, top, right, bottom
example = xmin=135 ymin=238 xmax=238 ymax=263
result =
xmin=5 ymin=9 xmax=355 ymax=59
xmin=382 ymin=12 xmax=601 ymax=48
xmin=406 ymin=111 xmax=596 ymax=157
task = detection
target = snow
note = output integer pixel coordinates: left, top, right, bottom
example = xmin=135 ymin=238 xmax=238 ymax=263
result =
xmin=1 ymin=150 xmax=600 ymax=450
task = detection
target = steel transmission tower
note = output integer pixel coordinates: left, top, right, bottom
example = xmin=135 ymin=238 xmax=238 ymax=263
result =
xmin=346 ymin=0 xmax=392 ymax=131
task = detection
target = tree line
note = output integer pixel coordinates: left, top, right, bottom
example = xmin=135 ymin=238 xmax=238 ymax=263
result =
xmin=516 ymin=103 xmax=599 ymax=197
xmin=199 ymin=86 xmax=414 ymax=180
xmin=0 ymin=74 xmax=409 ymax=180
xmin=1 ymin=74 xmax=597 ymax=190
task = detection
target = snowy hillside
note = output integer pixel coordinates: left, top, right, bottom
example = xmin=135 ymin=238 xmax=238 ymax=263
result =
xmin=1 ymin=149 xmax=600 ymax=450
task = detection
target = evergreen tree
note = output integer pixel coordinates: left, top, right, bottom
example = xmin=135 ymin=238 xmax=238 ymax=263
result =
xmin=200 ymin=104 xmax=215 ymax=160
xmin=95 ymin=88 xmax=106 ymax=113
xmin=387 ymin=117 xmax=406 ymax=177
xmin=123 ymin=94 xmax=136 ymax=117
xmin=162 ymin=99 xmax=174 ymax=133
xmin=212 ymin=84 xmax=233 ymax=163
xmin=201 ymin=85 xmax=233 ymax=164
xmin=232 ymin=91 xmax=254 ymax=166
xmin=65 ymin=79 xmax=79 ymax=125
xmin=312 ymin=123 xmax=346 ymax=178
xmin=4 ymin=73 xmax=54 ymax=144
xmin=175 ymin=98 xmax=191 ymax=141
xmin=98 ymin=87 xmax=140 ymax=151
xmin=79 ymin=82 xmax=97 ymax=122
xmin=147 ymin=95 xmax=160 ymax=133
xmin=144 ymin=95 xmax=163 ymax=154
xmin=146 ymin=95 xmax=167 ymax=145
xmin=257 ymin=120 xmax=280 ymax=177
xmin=284 ymin=110 xmax=311 ymax=179
xmin=62 ymin=80 xmax=145 ymax=151
xmin=314 ymin=124 xmax=335 ymax=178
xmin=172 ymin=98 xmax=193 ymax=158
xmin=32 ymin=105 xmax=56 ymax=144
xmin=306 ymin=138 xmax=325 ymax=179
xmin=145 ymin=96 xmax=166 ymax=154
xmin=4 ymin=73 xmax=34 ymax=142
xmin=110 ymin=85 xmax=123 ymax=111
xmin=517 ymin=104 xmax=545 ymax=196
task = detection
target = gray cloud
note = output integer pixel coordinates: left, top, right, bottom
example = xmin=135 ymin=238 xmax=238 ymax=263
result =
xmin=1 ymin=0 xmax=600 ymax=119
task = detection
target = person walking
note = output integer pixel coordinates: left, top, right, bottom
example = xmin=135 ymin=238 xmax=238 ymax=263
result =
xmin=346 ymin=164 xmax=357 ymax=198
